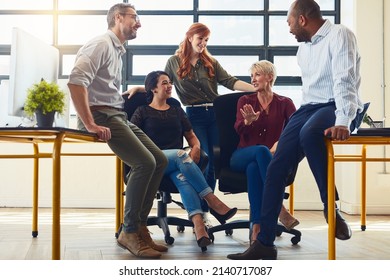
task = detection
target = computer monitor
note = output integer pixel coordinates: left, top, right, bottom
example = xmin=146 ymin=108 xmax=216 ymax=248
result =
xmin=3 ymin=27 xmax=60 ymax=127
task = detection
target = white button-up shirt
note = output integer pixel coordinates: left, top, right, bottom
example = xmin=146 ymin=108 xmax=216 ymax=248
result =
xmin=298 ymin=20 xmax=363 ymax=127
xmin=69 ymin=30 xmax=126 ymax=109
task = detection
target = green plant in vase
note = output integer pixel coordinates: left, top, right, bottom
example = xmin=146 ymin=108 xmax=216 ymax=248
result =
xmin=24 ymin=78 xmax=65 ymax=127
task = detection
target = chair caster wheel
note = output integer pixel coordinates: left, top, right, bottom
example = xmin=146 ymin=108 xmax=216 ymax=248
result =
xmin=291 ymin=236 xmax=301 ymax=245
xmin=225 ymin=229 xmax=233 ymax=236
xmin=209 ymin=233 xmax=215 ymax=243
xmin=177 ymin=225 xmax=185 ymax=232
xmin=165 ymin=236 xmax=175 ymax=245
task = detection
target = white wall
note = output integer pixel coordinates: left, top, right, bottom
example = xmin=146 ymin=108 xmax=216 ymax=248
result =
xmin=0 ymin=141 xmax=118 ymax=208
xmin=333 ymin=0 xmax=390 ymax=214
xmin=1 ymin=1 xmax=390 ymax=214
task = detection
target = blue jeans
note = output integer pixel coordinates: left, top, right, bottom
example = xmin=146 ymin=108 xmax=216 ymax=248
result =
xmin=230 ymin=145 xmax=272 ymax=224
xmin=163 ymin=149 xmax=213 ymax=218
xmin=186 ymin=106 xmax=218 ymax=212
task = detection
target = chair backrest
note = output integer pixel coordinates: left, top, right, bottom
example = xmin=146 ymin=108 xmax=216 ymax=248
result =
xmin=213 ymin=92 xmax=253 ymax=193
xmin=213 ymin=92 xmax=299 ymax=192
xmin=122 ymin=92 xmax=181 ymax=187
xmin=214 ymin=92 xmax=249 ymax=168
xmin=122 ymin=92 xmax=181 ymax=119
xmin=122 ymin=91 xmax=208 ymax=192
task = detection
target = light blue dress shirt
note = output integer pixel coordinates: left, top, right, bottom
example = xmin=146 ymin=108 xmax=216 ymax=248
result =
xmin=297 ymin=19 xmax=364 ymax=127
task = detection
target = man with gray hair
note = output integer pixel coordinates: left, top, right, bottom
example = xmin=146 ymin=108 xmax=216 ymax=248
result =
xmin=68 ymin=3 xmax=168 ymax=259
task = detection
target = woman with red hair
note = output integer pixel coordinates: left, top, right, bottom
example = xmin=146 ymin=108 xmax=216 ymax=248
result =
xmin=164 ymin=23 xmax=254 ymax=223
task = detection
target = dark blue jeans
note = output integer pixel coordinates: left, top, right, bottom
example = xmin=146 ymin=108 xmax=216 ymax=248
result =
xmin=186 ymin=106 xmax=218 ymax=212
xmin=230 ymin=145 xmax=273 ymax=224
xmin=258 ymin=102 xmax=354 ymax=246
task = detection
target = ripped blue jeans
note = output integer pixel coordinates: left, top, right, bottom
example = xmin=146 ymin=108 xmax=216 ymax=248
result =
xmin=163 ymin=149 xmax=213 ymax=218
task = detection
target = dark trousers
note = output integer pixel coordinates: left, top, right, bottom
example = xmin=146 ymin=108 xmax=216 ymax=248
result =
xmin=258 ymin=102 xmax=351 ymax=246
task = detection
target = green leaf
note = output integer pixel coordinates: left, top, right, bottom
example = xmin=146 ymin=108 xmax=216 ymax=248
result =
xmin=24 ymin=79 xmax=66 ymax=117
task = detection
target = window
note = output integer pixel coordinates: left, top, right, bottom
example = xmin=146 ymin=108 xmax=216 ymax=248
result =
xmin=0 ymin=0 xmax=341 ymax=110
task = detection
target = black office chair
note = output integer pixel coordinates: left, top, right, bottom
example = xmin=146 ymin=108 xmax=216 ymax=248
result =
xmin=208 ymin=92 xmax=301 ymax=245
xmin=121 ymin=92 xmax=208 ymax=246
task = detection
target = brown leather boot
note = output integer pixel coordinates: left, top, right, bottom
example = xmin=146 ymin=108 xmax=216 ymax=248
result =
xmin=117 ymin=231 xmax=161 ymax=258
xmin=139 ymin=225 xmax=168 ymax=252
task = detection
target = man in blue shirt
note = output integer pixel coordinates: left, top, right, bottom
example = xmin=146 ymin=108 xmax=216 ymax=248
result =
xmin=227 ymin=0 xmax=364 ymax=260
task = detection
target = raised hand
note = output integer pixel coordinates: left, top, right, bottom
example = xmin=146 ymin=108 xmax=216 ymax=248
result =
xmin=240 ymin=104 xmax=260 ymax=125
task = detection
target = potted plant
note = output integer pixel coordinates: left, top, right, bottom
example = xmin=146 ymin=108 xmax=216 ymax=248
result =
xmin=24 ymin=78 xmax=65 ymax=127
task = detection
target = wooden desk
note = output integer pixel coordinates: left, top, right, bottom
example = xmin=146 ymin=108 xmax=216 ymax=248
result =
xmin=326 ymin=128 xmax=390 ymax=260
xmin=0 ymin=127 xmax=124 ymax=260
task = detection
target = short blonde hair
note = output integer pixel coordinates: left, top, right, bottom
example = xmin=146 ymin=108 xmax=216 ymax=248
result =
xmin=250 ymin=60 xmax=277 ymax=87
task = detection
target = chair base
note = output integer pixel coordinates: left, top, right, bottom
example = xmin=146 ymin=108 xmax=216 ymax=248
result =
xmin=207 ymin=219 xmax=249 ymax=242
xmin=275 ymin=223 xmax=302 ymax=245
xmin=147 ymin=215 xmax=193 ymax=245
xmin=207 ymin=220 xmax=301 ymax=245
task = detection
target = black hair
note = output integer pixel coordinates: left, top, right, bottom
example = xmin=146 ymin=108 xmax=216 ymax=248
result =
xmin=144 ymin=70 xmax=170 ymax=103
xmin=292 ymin=0 xmax=322 ymax=19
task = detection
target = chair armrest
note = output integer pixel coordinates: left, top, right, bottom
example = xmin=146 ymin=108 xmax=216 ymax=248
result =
xmin=198 ymin=148 xmax=209 ymax=172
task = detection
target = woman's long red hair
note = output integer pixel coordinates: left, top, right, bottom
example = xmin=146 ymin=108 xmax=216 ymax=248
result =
xmin=175 ymin=23 xmax=215 ymax=79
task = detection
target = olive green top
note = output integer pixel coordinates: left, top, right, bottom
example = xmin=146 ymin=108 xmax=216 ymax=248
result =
xmin=164 ymin=55 xmax=239 ymax=106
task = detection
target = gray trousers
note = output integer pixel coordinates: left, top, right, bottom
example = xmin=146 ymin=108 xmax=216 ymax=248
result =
xmin=78 ymin=108 xmax=167 ymax=233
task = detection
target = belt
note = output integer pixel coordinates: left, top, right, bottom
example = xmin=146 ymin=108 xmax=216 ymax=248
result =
xmin=187 ymin=103 xmax=214 ymax=107
xmin=90 ymin=105 xmax=123 ymax=112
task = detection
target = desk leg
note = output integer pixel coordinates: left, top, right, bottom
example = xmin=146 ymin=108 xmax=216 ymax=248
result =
xmin=115 ymin=157 xmax=123 ymax=237
xmin=289 ymin=183 xmax=294 ymax=215
xmin=52 ymin=133 xmax=65 ymax=260
xmin=361 ymin=145 xmax=367 ymax=231
xmin=32 ymin=143 xmax=39 ymax=238
xmin=326 ymin=139 xmax=336 ymax=260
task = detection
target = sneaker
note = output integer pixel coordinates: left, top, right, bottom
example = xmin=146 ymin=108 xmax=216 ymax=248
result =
xmin=117 ymin=231 xmax=161 ymax=259
xmin=138 ymin=225 xmax=168 ymax=252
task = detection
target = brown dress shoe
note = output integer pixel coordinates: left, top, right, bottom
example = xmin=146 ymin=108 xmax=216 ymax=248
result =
xmin=227 ymin=240 xmax=277 ymax=260
xmin=139 ymin=225 xmax=168 ymax=252
xmin=117 ymin=231 xmax=162 ymax=258
xmin=324 ymin=209 xmax=352 ymax=240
